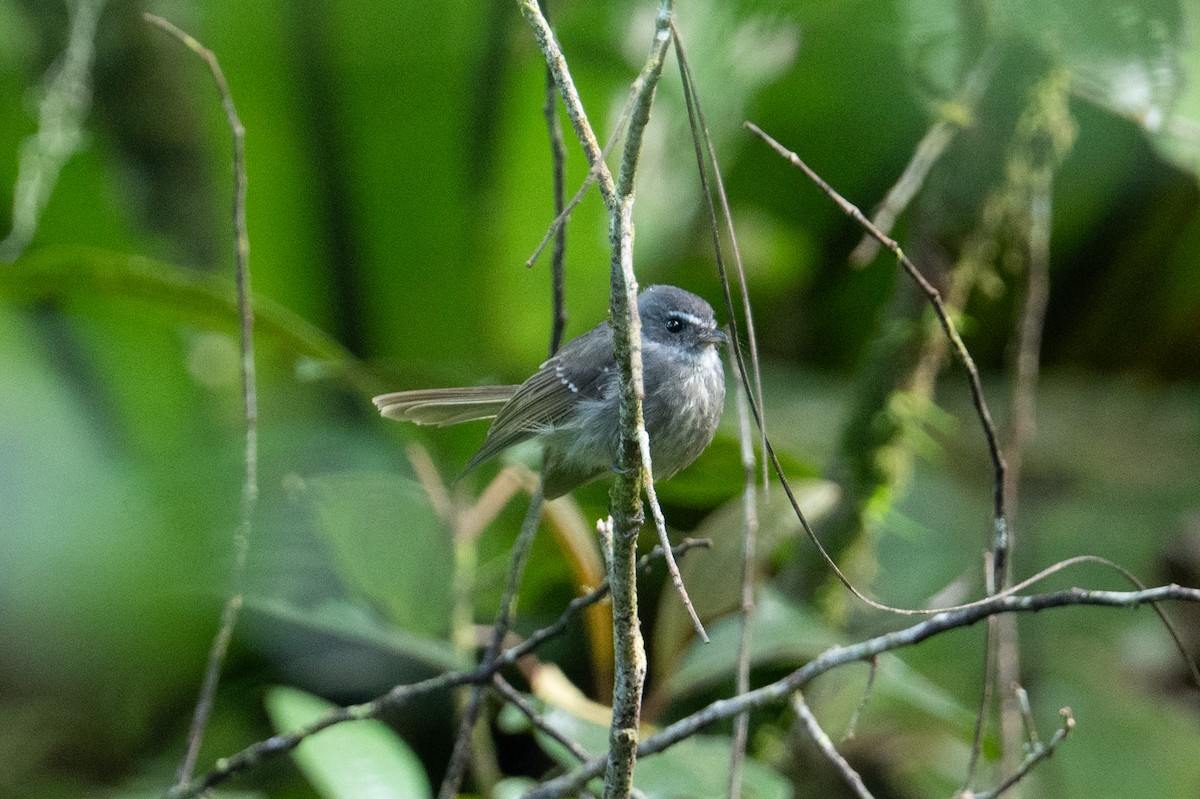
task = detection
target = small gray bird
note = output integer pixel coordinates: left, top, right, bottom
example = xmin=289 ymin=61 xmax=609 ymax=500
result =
xmin=373 ymin=285 xmax=727 ymax=499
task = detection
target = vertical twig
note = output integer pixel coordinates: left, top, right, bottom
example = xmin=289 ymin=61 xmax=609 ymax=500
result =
xmin=438 ymin=488 xmax=546 ymax=799
xmin=143 ymin=14 xmax=257 ymax=789
xmin=727 ymin=371 xmax=759 ymax=799
xmin=962 ymin=560 xmax=999 ymax=793
xmin=604 ymin=4 xmax=680 ymax=794
xmin=967 ymin=709 xmax=1075 ymax=799
xmin=538 ymin=0 xmax=569 ymax=356
xmin=2 ymin=0 xmax=106 ymax=261
xmin=519 ymin=1 xmax=707 ymax=794
xmin=1003 ymin=146 xmax=1052 ymax=571
xmin=525 ymin=88 xmax=638 ymax=270
xmin=745 ymin=122 xmax=1010 ymax=612
xmin=995 ymin=105 xmax=1057 ymax=791
xmin=842 ymin=656 xmax=877 ymax=742
xmin=671 ymin=24 xmax=770 ymax=495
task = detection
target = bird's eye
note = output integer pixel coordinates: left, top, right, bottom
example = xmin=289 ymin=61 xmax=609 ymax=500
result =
xmin=665 ymin=316 xmax=684 ymax=333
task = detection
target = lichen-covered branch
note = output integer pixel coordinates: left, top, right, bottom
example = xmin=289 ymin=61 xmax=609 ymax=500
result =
xmin=523 ymin=583 xmax=1200 ymax=799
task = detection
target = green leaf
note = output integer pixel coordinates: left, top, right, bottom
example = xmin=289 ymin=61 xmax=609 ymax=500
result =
xmin=303 ymin=471 xmax=454 ymax=638
xmin=244 ymin=596 xmax=465 ymax=674
xmin=652 ymin=480 xmax=840 ymax=684
xmin=0 ymin=245 xmax=378 ymax=393
xmin=653 ymin=432 xmax=820 ymax=507
xmin=665 ymin=586 xmax=837 ymax=699
xmin=491 ymin=777 xmax=538 ymax=799
xmin=666 ymin=586 xmax=974 ymax=736
xmin=264 ymin=685 xmax=432 ymax=799
xmin=898 ymin=0 xmax=1198 ymax=171
xmin=996 ymin=0 xmax=1187 ymax=123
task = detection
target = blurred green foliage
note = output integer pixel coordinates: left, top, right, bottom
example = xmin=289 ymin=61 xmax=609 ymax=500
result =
xmin=1 ymin=1 xmax=1198 ymax=798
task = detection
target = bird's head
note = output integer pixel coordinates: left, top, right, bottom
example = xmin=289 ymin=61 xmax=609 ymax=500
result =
xmin=638 ymin=285 xmax=727 ymax=353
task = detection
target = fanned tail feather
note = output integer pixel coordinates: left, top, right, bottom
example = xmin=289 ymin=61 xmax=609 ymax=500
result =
xmin=372 ymin=386 xmax=519 ymax=427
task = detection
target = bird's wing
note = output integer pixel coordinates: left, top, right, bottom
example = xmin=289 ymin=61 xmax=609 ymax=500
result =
xmin=373 ymin=385 xmax=520 ymax=426
xmin=464 ymin=323 xmax=615 ymax=471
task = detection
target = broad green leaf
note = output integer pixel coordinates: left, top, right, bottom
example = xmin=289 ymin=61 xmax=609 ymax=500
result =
xmin=665 ymin=586 xmax=837 ymax=699
xmin=653 ymin=432 xmax=820 ymax=508
xmin=265 ymin=685 xmax=432 ymax=799
xmin=866 ymin=654 xmax=977 ymax=737
xmin=996 ymin=0 xmax=1187 ymax=127
xmin=303 ymin=471 xmax=453 ymax=638
xmin=652 ymin=479 xmax=839 ymax=684
xmin=667 ymin=586 xmax=973 ymax=736
xmin=244 ymin=596 xmax=465 ymax=674
xmin=491 ymin=777 xmax=537 ymax=799
xmin=1 ymin=245 xmax=377 ymax=393
xmin=898 ymin=0 xmax=1197 ymax=170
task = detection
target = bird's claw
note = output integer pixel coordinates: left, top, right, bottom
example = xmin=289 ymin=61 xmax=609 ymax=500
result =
xmin=610 ymin=458 xmax=632 ymax=476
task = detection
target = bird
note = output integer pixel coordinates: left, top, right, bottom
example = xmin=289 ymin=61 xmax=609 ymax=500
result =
xmin=373 ymin=285 xmax=727 ymax=499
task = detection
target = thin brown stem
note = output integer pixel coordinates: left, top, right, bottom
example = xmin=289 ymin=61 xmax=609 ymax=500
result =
xmin=438 ymin=488 xmax=545 ymax=799
xmin=166 ymin=540 xmax=709 ymax=799
xmin=523 ymin=583 xmax=1199 ymax=799
xmin=791 ymin=692 xmax=875 ymax=799
xmin=493 ymin=674 xmax=593 ymax=763
xmin=728 ymin=369 xmax=759 ymax=799
xmin=746 ymin=121 xmax=1007 ymax=535
xmin=842 ymin=656 xmax=877 ymax=742
xmin=525 ymin=90 xmax=634 ymax=269
xmin=745 ymin=121 xmax=1020 ymax=618
xmin=144 ymin=14 xmax=257 ymax=789
xmin=672 ymin=23 xmax=770 ymax=494
xmin=539 ymin=0 xmax=569 ymax=356
xmin=966 ymin=709 xmax=1074 ymax=799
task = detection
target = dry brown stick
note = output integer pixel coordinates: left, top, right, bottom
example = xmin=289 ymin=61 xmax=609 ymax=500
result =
xmin=671 ymin=23 xmax=770 ymax=494
xmin=522 ymin=583 xmax=1199 ymax=799
xmin=964 ymin=708 xmax=1075 ymax=799
xmin=727 ymin=368 xmax=760 ymax=799
xmin=438 ymin=488 xmax=545 ymax=799
xmin=538 ymin=0 xmax=569 ymax=356
xmin=791 ymin=692 xmax=875 ymax=799
xmin=143 ymin=14 xmax=257 ymax=789
xmin=745 ymin=121 xmax=1007 ymax=536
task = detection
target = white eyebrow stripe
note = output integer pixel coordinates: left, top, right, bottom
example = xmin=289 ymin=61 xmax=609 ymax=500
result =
xmin=670 ymin=312 xmax=706 ymax=326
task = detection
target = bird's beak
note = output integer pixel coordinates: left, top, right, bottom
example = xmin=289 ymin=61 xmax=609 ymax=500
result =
xmin=705 ymin=328 xmax=728 ymax=346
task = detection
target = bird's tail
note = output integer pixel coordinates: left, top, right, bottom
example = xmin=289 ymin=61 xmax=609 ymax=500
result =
xmin=372 ymin=386 xmax=520 ymax=426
